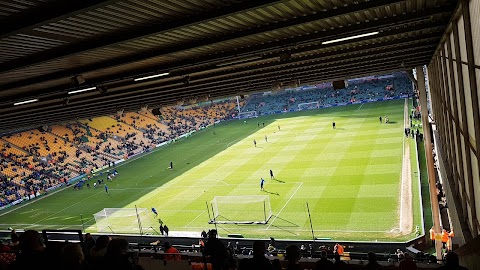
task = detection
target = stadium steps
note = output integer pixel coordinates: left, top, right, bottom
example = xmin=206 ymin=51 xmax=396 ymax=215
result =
xmin=46 ymin=130 xmax=70 ymax=142
xmin=0 ymin=138 xmax=33 ymax=156
xmin=239 ymin=95 xmax=254 ymax=112
xmin=74 ymin=121 xmax=111 ymax=139
xmin=132 ymin=112 xmax=170 ymax=132
xmin=65 ymin=163 xmax=83 ymax=174
xmin=108 ymin=115 xmax=154 ymax=139
xmin=70 ymin=123 xmax=122 ymax=161
xmin=134 ymin=111 xmax=159 ymax=122
xmin=46 ymin=131 xmax=106 ymax=165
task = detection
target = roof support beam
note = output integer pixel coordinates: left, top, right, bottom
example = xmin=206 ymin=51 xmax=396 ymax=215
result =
xmin=1 ymin=14 xmax=449 ymax=95
xmin=0 ymin=1 xmax=117 ymax=38
xmin=0 ymin=32 xmax=439 ymax=105
xmin=0 ymin=1 xmax=451 ymax=77
xmin=70 ymin=41 xmax=437 ymax=100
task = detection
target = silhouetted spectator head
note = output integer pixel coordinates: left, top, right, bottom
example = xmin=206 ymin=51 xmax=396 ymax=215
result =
xmin=106 ymin=238 xmax=129 ymax=256
xmin=367 ymin=252 xmax=377 ymax=263
xmin=444 ymin=251 xmax=460 ymax=267
xmin=321 ymin=250 xmax=328 ymax=259
xmin=252 ymin=240 xmax=266 ymax=256
xmin=93 ymin=235 xmax=110 ymax=250
xmin=208 ymin=229 xmax=218 ymax=238
xmin=334 ymin=252 xmax=341 ymax=261
xmin=19 ymin=230 xmax=44 ymax=252
xmin=10 ymin=229 xmax=20 ymax=245
xmin=285 ymin=244 xmax=301 ymax=263
xmin=164 ymin=241 xmax=171 ymax=250
xmin=62 ymin=242 xmax=85 ymax=266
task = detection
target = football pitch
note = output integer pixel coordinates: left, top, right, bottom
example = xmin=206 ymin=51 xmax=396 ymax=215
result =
xmin=0 ymin=99 xmax=422 ymax=241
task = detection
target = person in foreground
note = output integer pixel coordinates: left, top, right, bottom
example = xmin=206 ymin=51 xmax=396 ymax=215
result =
xmin=362 ymin=252 xmax=382 ymax=270
xmin=438 ymin=252 xmax=468 ymax=270
xmin=238 ymin=240 xmax=273 ymax=270
xmin=285 ymin=244 xmax=302 ymax=270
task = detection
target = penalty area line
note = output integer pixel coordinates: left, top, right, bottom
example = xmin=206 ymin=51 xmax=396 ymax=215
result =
xmin=185 ymin=210 xmax=206 ymax=228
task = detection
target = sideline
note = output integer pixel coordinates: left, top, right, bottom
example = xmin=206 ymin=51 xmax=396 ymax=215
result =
xmin=399 ymin=98 xmax=413 ymax=234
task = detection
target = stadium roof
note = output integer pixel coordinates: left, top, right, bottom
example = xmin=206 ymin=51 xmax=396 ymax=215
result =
xmin=0 ymin=0 xmax=457 ymax=132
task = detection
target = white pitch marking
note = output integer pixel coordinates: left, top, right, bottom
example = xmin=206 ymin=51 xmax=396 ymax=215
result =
xmin=185 ymin=210 xmax=206 ymax=227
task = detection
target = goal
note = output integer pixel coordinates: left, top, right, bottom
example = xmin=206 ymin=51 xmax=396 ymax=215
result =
xmin=209 ymin=195 xmax=272 ymax=224
xmin=237 ymin=111 xmax=258 ymax=119
xmin=93 ymin=208 xmax=154 ymax=234
xmin=298 ymin=101 xmax=319 ymax=110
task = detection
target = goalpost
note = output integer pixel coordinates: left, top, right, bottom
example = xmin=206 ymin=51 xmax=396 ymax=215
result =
xmin=298 ymin=101 xmax=319 ymax=111
xmin=93 ymin=208 xmax=154 ymax=234
xmin=209 ymin=195 xmax=272 ymax=224
xmin=237 ymin=111 xmax=258 ymax=119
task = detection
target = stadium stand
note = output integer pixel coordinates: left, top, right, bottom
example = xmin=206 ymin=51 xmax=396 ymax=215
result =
xmin=80 ymin=116 xmax=153 ymax=157
xmin=161 ymin=100 xmax=239 ymax=140
xmin=240 ymin=72 xmax=413 ymax=115
xmin=0 ymin=139 xmax=67 ymax=206
xmin=0 ymin=99 xmax=240 ymax=207
xmin=115 ymin=111 xmax=170 ymax=145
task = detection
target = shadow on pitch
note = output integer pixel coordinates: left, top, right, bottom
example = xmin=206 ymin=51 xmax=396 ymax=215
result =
xmin=262 ymin=189 xmax=280 ymax=196
xmin=270 ymin=215 xmax=299 ymax=227
xmin=272 ymin=178 xmax=285 ymax=183
xmin=268 ymin=225 xmax=300 ymax=236
xmin=267 ymin=215 xmax=300 ymax=235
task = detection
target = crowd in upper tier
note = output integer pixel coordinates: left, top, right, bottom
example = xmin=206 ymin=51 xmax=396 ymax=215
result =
xmin=241 ymin=72 xmax=412 ymax=115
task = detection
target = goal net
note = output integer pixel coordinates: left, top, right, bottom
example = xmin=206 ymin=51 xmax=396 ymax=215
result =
xmin=237 ymin=111 xmax=258 ymax=119
xmin=93 ymin=208 xmax=154 ymax=234
xmin=298 ymin=102 xmax=319 ymax=110
xmin=209 ymin=195 xmax=272 ymax=224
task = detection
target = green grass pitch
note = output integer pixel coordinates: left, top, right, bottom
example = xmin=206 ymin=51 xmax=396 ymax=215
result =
xmin=0 ymin=99 xmax=420 ymax=241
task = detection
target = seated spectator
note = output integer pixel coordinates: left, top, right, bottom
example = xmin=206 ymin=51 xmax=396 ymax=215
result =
xmin=61 ymin=242 xmax=87 ymax=270
xmin=0 ymin=240 xmax=10 ymax=252
xmin=238 ymin=240 xmax=273 ymax=270
xmin=438 ymin=252 xmax=468 ymax=270
xmin=10 ymin=230 xmax=48 ymax=270
xmin=395 ymin=249 xmax=405 ymax=261
xmin=285 ymin=244 xmax=302 ymax=270
xmin=315 ymin=250 xmax=333 ymax=270
xmin=83 ymin=233 xmax=95 ymax=260
xmin=88 ymin=235 xmax=110 ymax=266
xmin=399 ymin=253 xmax=417 ymax=270
xmin=9 ymin=229 xmax=19 ymax=248
xmin=333 ymin=252 xmax=349 ymax=270
xmin=163 ymin=241 xmax=181 ymax=260
xmin=203 ymin=229 xmax=228 ymax=270
xmin=101 ymin=238 xmax=141 ymax=270
xmin=334 ymin=243 xmax=344 ymax=255
xmin=363 ymin=252 xmax=383 ymax=270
